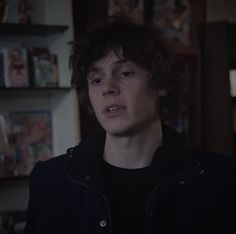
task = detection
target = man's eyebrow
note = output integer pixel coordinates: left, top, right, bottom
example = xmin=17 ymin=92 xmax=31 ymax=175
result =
xmin=88 ymin=67 xmax=101 ymax=73
xmin=88 ymin=58 xmax=129 ymax=72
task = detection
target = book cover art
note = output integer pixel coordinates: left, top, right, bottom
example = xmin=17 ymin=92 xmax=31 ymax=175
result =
xmin=3 ymin=0 xmax=32 ymax=24
xmin=18 ymin=0 xmax=33 ymax=24
xmin=4 ymin=111 xmax=53 ymax=176
xmin=108 ymin=0 xmax=144 ymax=24
xmin=153 ymin=0 xmax=191 ymax=46
xmin=2 ymin=47 xmax=29 ymax=88
xmin=2 ymin=0 xmax=18 ymax=23
xmin=29 ymin=48 xmax=59 ymax=87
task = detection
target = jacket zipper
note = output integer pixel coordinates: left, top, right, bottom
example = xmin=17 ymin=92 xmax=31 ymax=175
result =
xmin=66 ymin=174 xmax=112 ymax=234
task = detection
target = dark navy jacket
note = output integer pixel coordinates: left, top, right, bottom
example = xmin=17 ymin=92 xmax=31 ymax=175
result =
xmin=24 ymin=127 xmax=236 ymax=234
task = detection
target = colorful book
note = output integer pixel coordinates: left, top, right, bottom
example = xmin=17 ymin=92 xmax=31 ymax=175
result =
xmin=29 ymin=47 xmax=59 ymax=87
xmin=2 ymin=0 xmax=32 ymax=24
xmin=153 ymin=0 xmax=191 ymax=46
xmin=108 ymin=0 xmax=144 ymax=24
xmin=4 ymin=111 xmax=53 ymax=176
xmin=2 ymin=47 xmax=29 ymax=87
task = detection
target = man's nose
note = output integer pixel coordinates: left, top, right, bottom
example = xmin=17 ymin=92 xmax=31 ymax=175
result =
xmin=102 ymin=78 xmax=120 ymax=96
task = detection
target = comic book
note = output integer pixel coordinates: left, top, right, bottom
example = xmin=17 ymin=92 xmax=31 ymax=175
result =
xmin=2 ymin=47 xmax=29 ymax=88
xmin=3 ymin=0 xmax=32 ymax=24
xmin=29 ymin=47 xmax=59 ymax=87
xmin=108 ymin=0 xmax=144 ymax=24
xmin=3 ymin=111 xmax=53 ymax=176
xmin=153 ymin=0 xmax=191 ymax=46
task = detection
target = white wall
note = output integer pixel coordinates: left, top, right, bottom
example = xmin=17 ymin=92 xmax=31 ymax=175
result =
xmin=0 ymin=0 xmax=80 ymax=212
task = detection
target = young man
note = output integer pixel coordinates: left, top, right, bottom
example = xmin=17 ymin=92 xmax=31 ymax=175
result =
xmin=24 ymin=21 xmax=236 ymax=234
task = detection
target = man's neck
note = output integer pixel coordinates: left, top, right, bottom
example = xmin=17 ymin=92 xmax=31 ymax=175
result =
xmin=103 ymin=120 xmax=163 ymax=169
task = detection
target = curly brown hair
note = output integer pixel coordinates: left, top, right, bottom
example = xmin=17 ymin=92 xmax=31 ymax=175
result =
xmin=69 ymin=20 xmax=187 ymax=121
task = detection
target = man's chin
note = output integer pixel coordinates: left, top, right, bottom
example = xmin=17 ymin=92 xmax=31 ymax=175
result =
xmin=104 ymin=126 xmax=137 ymax=138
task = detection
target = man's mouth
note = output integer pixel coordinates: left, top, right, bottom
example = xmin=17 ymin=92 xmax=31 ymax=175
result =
xmin=103 ymin=104 xmax=125 ymax=114
xmin=107 ymin=106 xmax=120 ymax=112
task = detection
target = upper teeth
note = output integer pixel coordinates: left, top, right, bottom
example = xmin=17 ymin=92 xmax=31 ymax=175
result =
xmin=108 ymin=106 xmax=119 ymax=112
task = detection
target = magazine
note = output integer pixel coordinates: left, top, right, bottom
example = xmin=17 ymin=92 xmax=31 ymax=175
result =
xmin=108 ymin=0 xmax=144 ymax=24
xmin=2 ymin=47 xmax=29 ymax=88
xmin=3 ymin=111 xmax=53 ymax=176
xmin=153 ymin=0 xmax=191 ymax=46
xmin=2 ymin=0 xmax=32 ymax=24
xmin=29 ymin=48 xmax=59 ymax=87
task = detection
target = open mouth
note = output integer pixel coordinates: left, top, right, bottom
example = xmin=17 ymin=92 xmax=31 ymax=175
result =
xmin=107 ymin=106 xmax=120 ymax=113
xmin=103 ymin=104 xmax=125 ymax=114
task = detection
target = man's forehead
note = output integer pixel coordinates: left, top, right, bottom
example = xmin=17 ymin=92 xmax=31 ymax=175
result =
xmin=89 ymin=51 xmax=131 ymax=71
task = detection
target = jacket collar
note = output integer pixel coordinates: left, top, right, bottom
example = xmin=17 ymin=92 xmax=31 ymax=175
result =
xmin=66 ymin=125 xmax=200 ymax=188
xmin=66 ymin=128 xmax=106 ymax=190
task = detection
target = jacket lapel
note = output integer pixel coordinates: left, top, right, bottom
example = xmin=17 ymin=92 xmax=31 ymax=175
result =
xmin=148 ymin=144 xmax=208 ymax=210
xmin=66 ymin=128 xmax=106 ymax=191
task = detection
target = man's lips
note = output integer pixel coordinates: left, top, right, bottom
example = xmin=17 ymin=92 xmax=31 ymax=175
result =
xmin=102 ymin=104 xmax=126 ymax=114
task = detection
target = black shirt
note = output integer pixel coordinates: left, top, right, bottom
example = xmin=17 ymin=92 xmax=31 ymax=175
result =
xmin=102 ymin=160 xmax=151 ymax=234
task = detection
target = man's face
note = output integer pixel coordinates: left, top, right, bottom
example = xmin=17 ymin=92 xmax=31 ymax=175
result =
xmin=87 ymin=50 xmax=161 ymax=137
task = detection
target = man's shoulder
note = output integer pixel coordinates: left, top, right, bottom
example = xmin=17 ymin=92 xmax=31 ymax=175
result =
xmin=184 ymin=146 xmax=236 ymax=174
xmin=30 ymin=153 xmax=69 ymax=182
xmin=190 ymin=147 xmax=235 ymax=162
xmin=159 ymin=143 xmax=236 ymax=173
xmin=29 ymin=128 xmax=106 ymax=182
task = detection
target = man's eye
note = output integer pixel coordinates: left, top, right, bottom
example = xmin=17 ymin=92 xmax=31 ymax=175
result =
xmin=120 ymin=71 xmax=134 ymax=78
xmin=93 ymin=78 xmax=101 ymax=84
xmin=89 ymin=78 xmax=102 ymax=85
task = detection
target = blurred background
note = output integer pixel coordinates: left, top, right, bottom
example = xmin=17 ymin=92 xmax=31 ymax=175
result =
xmin=0 ymin=0 xmax=236 ymax=233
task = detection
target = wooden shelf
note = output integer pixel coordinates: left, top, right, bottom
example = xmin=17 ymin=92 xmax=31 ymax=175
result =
xmin=0 ymin=23 xmax=68 ymax=36
xmin=0 ymin=175 xmax=29 ymax=186
xmin=0 ymin=87 xmax=71 ymax=96
xmin=0 ymin=176 xmax=29 ymax=182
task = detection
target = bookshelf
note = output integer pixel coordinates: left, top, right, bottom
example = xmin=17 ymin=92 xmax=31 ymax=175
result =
xmin=0 ymin=0 xmax=79 ymax=213
xmin=0 ymin=23 xmax=68 ymax=36
xmin=0 ymin=87 xmax=71 ymax=95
